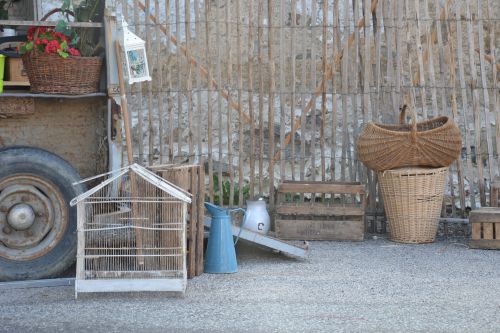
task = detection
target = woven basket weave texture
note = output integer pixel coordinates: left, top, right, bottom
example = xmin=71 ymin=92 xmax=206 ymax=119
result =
xmin=23 ymin=52 xmax=103 ymax=95
xmin=357 ymin=106 xmax=462 ymax=172
xmin=378 ymin=167 xmax=448 ymax=244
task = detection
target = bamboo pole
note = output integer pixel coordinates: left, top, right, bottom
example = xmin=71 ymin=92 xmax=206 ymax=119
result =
xmin=137 ymin=1 xmax=251 ymax=125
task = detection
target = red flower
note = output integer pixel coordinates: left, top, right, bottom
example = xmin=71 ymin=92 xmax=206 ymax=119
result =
xmin=68 ymin=48 xmax=80 ymax=56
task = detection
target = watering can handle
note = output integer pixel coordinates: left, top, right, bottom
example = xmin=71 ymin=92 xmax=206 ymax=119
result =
xmin=229 ymin=208 xmax=246 ymax=245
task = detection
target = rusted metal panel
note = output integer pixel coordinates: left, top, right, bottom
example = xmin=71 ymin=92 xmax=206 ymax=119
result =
xmin=0 ymin=98 xmax=107 ymax=179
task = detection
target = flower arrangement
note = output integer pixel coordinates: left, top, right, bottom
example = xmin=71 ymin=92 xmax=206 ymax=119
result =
xmin=19 ymin=26 xmax=81 ymax=58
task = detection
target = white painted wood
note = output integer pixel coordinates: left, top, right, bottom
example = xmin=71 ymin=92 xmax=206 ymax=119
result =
xmin=75 ymin=279 xmax=186 ymax=294
xmin=204 ymin=217 xmax=309 ymax=259
xmin=0 ymin=278 xmax=74 ymax=290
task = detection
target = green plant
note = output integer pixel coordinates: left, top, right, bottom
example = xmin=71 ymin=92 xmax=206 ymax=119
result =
xmin=212 ymin=174 xmax=250 ymax=206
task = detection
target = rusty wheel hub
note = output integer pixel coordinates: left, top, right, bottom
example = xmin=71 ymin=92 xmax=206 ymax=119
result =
xmin=0 ymin=176 xmax=66 ymax=261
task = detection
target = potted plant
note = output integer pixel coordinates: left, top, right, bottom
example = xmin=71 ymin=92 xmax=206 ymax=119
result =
xmin=17 ymin=0 xmax=103 ymax=95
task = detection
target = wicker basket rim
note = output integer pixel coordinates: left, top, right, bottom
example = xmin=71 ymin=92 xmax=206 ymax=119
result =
xmin=366 ymin=115 xmax=455 ymax=136
xmin=22 ymin=51 xmax=103 ymax=61
xmin=379 ymin=166 xmax=449 ymax=176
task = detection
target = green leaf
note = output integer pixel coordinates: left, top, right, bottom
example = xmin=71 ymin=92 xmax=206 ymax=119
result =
xmin=61 ymin=0 xmax=71 ymax=11
xmin=60 ymin=40 xmax=68 ymax=51
xmin=25 ymin=42 xmax=33 ymax=51
xmin=57 ymin=50 xmax=69 ymax=58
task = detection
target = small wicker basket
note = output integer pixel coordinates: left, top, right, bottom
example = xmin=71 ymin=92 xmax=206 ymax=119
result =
xmin=357 ymin=105 xmax=461 ymax=172
xmin=378 ymin=166 xmax=448 ymax=244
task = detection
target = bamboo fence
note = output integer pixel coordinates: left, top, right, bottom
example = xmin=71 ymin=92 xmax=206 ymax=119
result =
xmin=116 ymin=0 xmax=500 ymax=230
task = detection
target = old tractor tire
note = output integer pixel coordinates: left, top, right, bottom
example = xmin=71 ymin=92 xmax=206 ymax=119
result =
xmin=0 ymin=147 xmax=85 ymax=281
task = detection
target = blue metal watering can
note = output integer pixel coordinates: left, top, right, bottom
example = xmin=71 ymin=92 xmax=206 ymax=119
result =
xmin=204 ymin=202 xmax=244 ymax=274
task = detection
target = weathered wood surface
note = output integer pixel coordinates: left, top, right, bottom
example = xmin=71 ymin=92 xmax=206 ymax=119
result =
xmin=275 ymin=219 xmax=364 ymax=241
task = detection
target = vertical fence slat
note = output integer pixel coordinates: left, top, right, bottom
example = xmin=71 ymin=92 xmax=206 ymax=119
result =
xmin=185 ymin=0 xmax=194 ymax=164
xmin=248 ymin=0 xmax=256 ymax=198
xmin=330 ymin=0 xmax=340 ymax=182
xmin=204 ymin=0 xmax=214 ymax=202
xmin=225 ymin=0 xmax=234 ymax=207
xmin=175 ymin=0 xmax=183 ymax=160
xmin=279 ymin=0 xmax=286 ymax=185
xmin=320 ymin=0 xmax=327 ymax=183
xmin=290 ymin=0 xmax=297 ymax=181
xmin=487 ymin=0 xmax=500 ymax=176
xmin=477 ymin=0 xmax=495 ymax=188
xmin=455 ymin=1 xmax=477 ymax=209
xmin=154 ymin=0 xmax=164 ymax=164
xmin=267 ymin=0 xmax=276 ymax=207
xmin=194 ymin=0 xmax=203 ymax=167
xmin=215 ymin=0 xmax=224 ymax=205
xmin=133 ymin=0 xmax=144 ymax=163
xmin=258 ymin=0 xmax=264 ymax=196
xmin=145 ymin=0 xmax=154 ymax=165
xmin=236 ymin=0 xmax=244 ymax=205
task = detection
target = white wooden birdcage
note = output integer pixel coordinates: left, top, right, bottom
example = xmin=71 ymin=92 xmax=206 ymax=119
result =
xmin=70 ymin=164 xmax=191 ymax=298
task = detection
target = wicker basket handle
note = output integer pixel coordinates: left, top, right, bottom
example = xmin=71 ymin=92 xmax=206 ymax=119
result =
xmin=32 ymin=8 xmax=76 ymax=41
xmin=399 ymin=104 xmax=418 ymax=143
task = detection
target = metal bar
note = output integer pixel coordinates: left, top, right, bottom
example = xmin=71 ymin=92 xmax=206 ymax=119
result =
xmin=0 ymin=20 xmax=102 ymax=27
xmin=0 ymin=278 xmax=75 ymax=290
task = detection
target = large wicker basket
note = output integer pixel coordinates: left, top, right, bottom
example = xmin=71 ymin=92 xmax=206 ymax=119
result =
xmin=378 ymin=166 xmax=448 ymax=244
xmin=357 ymin=105 xmax=461 ymax=172
xmin=21 ymin=8 xmax=103 ymax=95
xmin=22 ymin=51 xmax=103 ymax=95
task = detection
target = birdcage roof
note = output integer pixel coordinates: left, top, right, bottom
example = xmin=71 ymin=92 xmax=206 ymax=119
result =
xmin=70 ymin=163 xmax=192 ymax=206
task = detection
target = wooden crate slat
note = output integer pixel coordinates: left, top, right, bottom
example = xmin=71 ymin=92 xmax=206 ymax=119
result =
xmin=278 ymin=182 xmax=365 ymax=195
xmin=496 ymin=223 xmax=500 ymax=240
xmin=483 ymin=223 xmax=494 ymax=240
xmin=276 ymin=204 xmax=364 ymax=217
xmin=471 ymin=221 xmax=482 ymax=241
xmin=275 ymin=219 xmax=364 ymax=241
xmin=469 ymin=240 xmax=500 ymax=250
xmin=469 ymin=207 xmax=500 ymax=223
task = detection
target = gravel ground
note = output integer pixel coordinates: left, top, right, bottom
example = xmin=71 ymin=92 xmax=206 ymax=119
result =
xmin=0 ymin=238 xmax=499 ymax=333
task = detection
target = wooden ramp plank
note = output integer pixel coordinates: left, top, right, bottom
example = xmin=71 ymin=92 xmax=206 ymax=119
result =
xmin=204 ymin=217 xmax=309 ymax=259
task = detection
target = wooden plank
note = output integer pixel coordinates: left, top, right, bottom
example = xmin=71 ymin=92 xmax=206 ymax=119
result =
xmin=0 ymin=19 xmax=102 ymax=28
xmin=275 ymin=219 xmax=364 ymax=241
xmin=276 ymin=204 xmax=364 ymax=217
xmin=496 ymin=223 xmax=500 ymax=240
xmin=471 ymin=222 xmax=482 ymax=240
xmin=248 ymin=0 xmax=256 ymax=198
xmin=290 ymin=0 xmax=297 ymax=181
xmin=468 ymin=240 xmax=500 ymax=250
xmin=75 ymin=279 xmax=186 ymax=294
xmin=204 ymin=217 xmax=309 ymax=258
xmin=204 ymin=1 xmax=214 ymax=202
xmin=185 ymin=0 xmax=194 ymax=164
xmin=236 ymin=0 xmax=244 ymax=206
xmin=145 ymin=0 xmax=154 ymax=165
xmin=257 ymin=0 xmax=264 ymax=195
xmin=483 ymin=223 xmax=494 ymax=240
xmin=0 ymin=97 xmax=34 ymax=116
xmin=278 ymin=182 xmax=365 ymax=194
xmin=195 ymin=166 xmax=205 ymax=276
xmin=224 ymin=1 xmax=235 ymax=207
xmin=469 ymin=208 xmax=500 ymax=223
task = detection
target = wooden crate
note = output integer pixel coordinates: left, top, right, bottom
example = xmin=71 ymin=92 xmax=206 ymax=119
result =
xmin=150 ymin=164 xmax=205 ymax=278
xmin=469 ymin=208 xmax=500 ymax=250
xmin=4 ymin=57 xmax=30 ymax=86
xmin=274 ymin=181 xmax=366 ymax=241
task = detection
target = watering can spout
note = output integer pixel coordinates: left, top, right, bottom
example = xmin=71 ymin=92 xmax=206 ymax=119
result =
xmin=204 ymin=202 xmax=229 ymax=217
